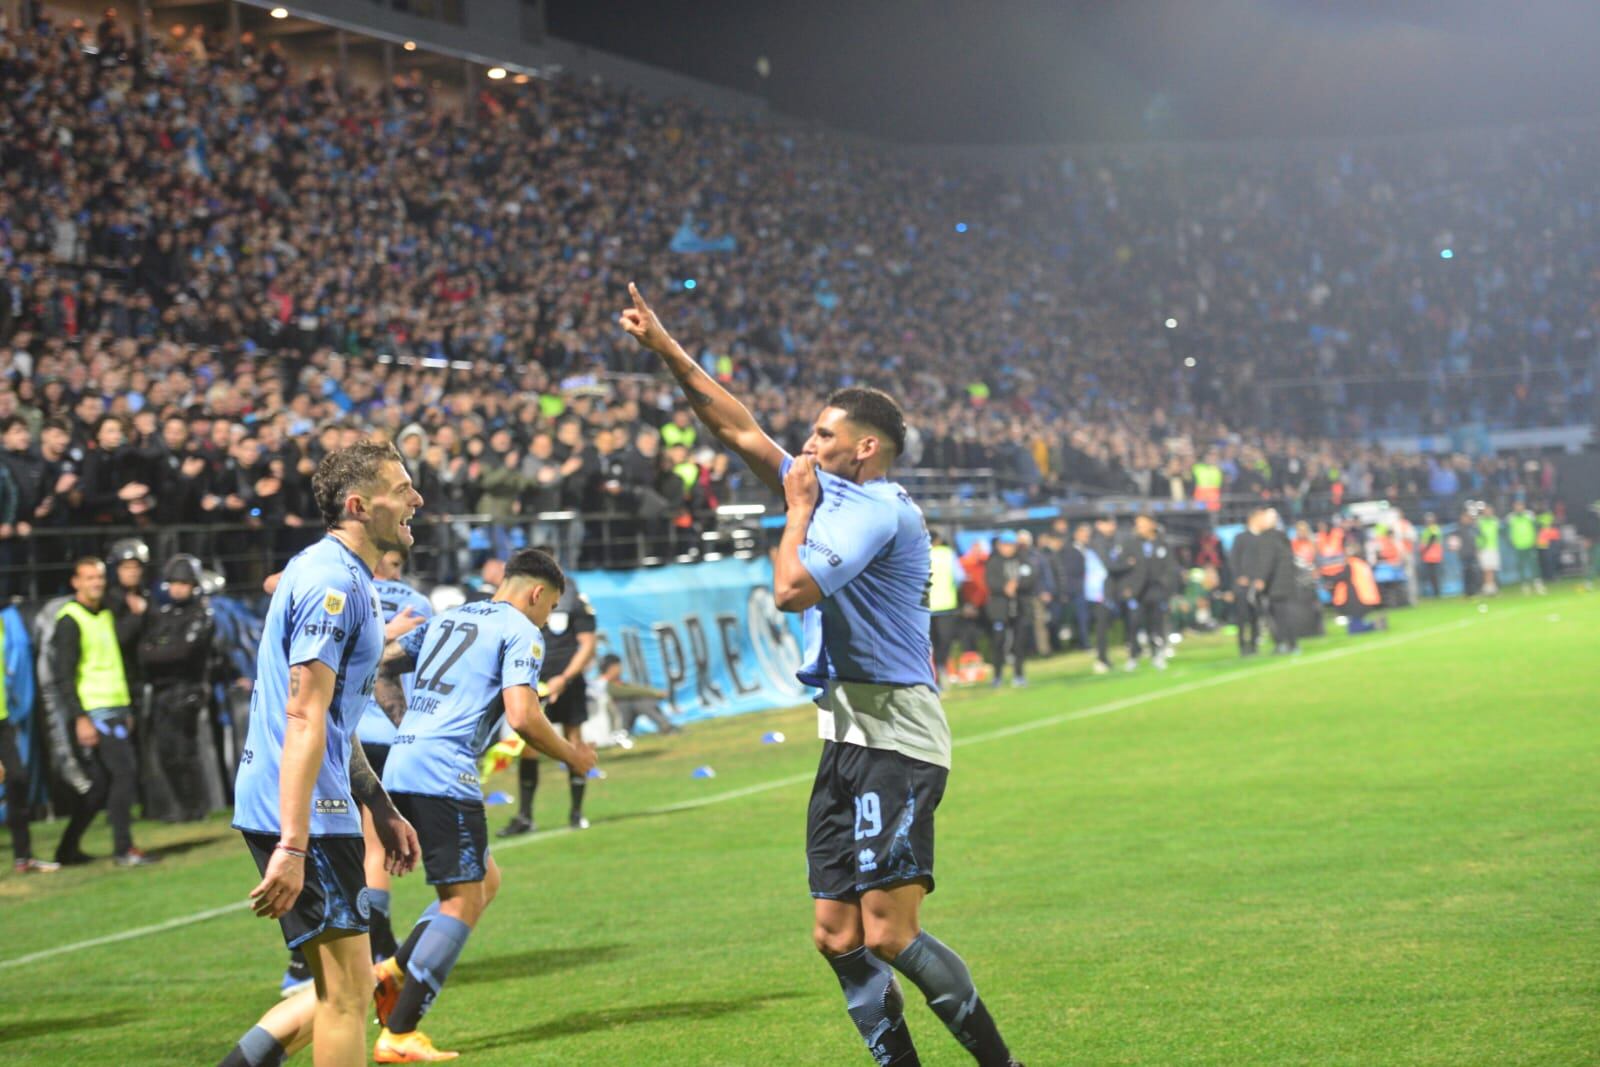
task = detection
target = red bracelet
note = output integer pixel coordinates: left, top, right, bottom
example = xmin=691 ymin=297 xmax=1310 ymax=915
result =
xmin=274 ymin=844 xmax=309 ymax=859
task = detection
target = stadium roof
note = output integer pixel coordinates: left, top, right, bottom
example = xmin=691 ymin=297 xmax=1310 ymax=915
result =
xmin=548 ymin=0 xmax=1600 ymax=145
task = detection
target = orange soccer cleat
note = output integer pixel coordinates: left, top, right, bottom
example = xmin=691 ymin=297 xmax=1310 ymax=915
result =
xmin=372 ymin=956 xmax=405 ymax=1028
xmin=373 ymin=1027 xmax=460 ymax=1062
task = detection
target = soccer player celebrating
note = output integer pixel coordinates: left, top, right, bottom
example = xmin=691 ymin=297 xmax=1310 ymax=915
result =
xmin=620 ymin=285 xmax=1022 ymax=1067
xmin=369 ymin=547 xmax=596 ymax=1063
xmin=223 ymin=442 xmax=423 ymax=1067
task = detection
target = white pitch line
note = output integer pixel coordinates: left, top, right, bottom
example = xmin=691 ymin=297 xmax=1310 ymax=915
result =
xmin=0 ymin=900 xmax=251 ymax=971
xmin=0 ymin=607 xmax=1509 ymax=973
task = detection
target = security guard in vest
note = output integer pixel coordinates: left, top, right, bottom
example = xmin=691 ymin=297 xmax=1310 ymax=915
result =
xmin=51 ymin=556 xmax=157 ymax=867
xmin=137 ymin=554 xmax=216 ymax=822
xmin=1418 ymin=513 xmax=1445 ymax=598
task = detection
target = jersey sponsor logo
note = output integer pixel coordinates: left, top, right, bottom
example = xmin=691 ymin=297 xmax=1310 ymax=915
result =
xmin=394 ymin=733 xmax=416 ymax=744
xmin=323 ymin=589 xmax=347 ymax=615
xmin=804 ymin=538 xmax=843 ymax=567
xmin=301 ymin=619 xmax=347 ymax=643
xmin=313 ymin=797 xmax=350 ymax=815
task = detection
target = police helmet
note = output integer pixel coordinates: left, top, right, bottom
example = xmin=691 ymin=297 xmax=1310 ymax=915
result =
xmin=107 ymin=538 xmax=150 ymax=567
xmin=163 ymin=554 xmax=205 ymax=586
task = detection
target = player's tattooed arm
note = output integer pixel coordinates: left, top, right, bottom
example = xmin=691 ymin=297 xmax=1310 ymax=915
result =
xmin=349 ymin=735 xmax=421 ymax=877
xmin=374 ymin=674 xmax=409 ymax=728
xmin=288 ymin=664 xmax=304 ymax=698
xmin=668 ymin=362 xmax=717 ymax=409
xmin=617 ymin=282 xmax=787 ymax=495
xmin=347 ymin=733 xmax=385 ymax=807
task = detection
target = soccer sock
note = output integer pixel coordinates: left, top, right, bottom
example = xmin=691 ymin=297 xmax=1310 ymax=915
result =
xmin=568 ymin=772 xmax=586 ymax=819
xmin=890 ymin=932 xmax=1013 ymax=1067
xmin=217 ymin=1025 xmax=285 ymax=1067
xmin=388 ymin=914 xmax=472 ymax=1035
xmin=394 ymin=901 xmax=441 ymax=971
xmin=827 ymin=946 xmax=921 ymax=1066
xmin=369 ymin=888 xmax=392 ymax=919
xmin=368 ymin=888 xmax=396 ymax=956
xmin=517 ymin=758 xmax=539 ymax=819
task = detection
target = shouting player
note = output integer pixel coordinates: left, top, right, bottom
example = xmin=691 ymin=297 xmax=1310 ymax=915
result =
xmin=222 ymin=442 xmax=423 ymax=1067
xmin=621 ymin=285 xmax=1022 ymax=1067
xmin=368 ymin=547 xmax=597 ymax=1062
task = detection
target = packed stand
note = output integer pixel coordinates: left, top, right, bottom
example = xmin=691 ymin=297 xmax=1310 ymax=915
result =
xmin=0 ymin=6 xmax=1588 ymax=594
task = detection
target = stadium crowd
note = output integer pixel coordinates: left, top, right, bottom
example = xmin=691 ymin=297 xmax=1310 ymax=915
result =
xmin=0 ymin=5 xmax=1585 ymax=592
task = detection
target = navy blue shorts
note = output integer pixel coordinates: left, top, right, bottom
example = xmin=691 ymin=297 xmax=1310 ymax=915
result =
xmin=242 ymin=832 xmax=369 ymax=949
xmin=807 ymin=741 xmax=948 ymax=900
xmin=392 ymin=793 xmax=490 ymax=885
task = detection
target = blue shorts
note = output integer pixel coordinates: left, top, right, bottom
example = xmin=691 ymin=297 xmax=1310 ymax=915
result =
xmin=242 ymin=832 xmax=369 ymax=949
xmin=806 ymin=741 xmax=947 ymax=900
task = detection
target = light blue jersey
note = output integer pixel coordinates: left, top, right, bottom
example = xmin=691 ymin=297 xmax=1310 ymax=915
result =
xmin=234 ymin=536 xmax=384 ymax=839
xmin=358 ymin=579 xmax=433 ymax=747
xmin=382 ymin=600 xmax=545 ymax=802
xmin=782 ymin=455 xmax=937 ymax=690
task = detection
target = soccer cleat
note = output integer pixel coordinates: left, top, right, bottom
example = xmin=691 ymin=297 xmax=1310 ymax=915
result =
xmin=14 ymin=857 xmax=62 ymax=873
xmin=1010 ymin=676 xmax=1028 ymax=688
xmin=112 ymin=847 xmax=161 ymax=867
xmin=1123 ymin=658 xmax=1138 ymax=672
xmin=496 ymin=814 xmax=534 ymax=838
xmin=54 ymin=848 xmax=95 ymax=866
xmin=372 ymin=957 xmax=405 ymax=1027
xmin=569 ymin=813 xmax=590 ymax=831
xmin=1092 ymin=660 xmax=1110 ymax=675
xmin=281 ymin=956 xmax=314 ymax=998
xmin=374 ymin=1028 xmax=459 ymax=1062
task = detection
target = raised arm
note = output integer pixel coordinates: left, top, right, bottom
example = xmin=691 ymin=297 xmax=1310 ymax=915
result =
xmin=618 ymin=282 xmax=786 ymax=495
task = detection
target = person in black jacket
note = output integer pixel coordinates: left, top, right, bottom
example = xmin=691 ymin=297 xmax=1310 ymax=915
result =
xmin=137 ymin=554 xmax=216 ymax=821
xmin=1092 ymin=515 xmax=1138 ymax=667
xmin=984 ymin=531 xmax=1036 ymax=687
xmin=1124 ymin=515 xmax=1174 ymax=670
xmin=1229 ymin=514 xmax=1263 ymax=656
xmin=104 ymin=538 xmax=151 ymax=695
xmin=1255 ymin=509 xmax=1301 ymax=654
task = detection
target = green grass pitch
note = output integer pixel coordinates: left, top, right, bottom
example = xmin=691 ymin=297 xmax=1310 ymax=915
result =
xmin=1 ymin=587 xmax=1596 ymax=1064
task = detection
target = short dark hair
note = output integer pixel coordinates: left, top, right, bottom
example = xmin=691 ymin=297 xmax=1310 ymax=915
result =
xmin=598 ymin=653 xmax=622 ymax=672
xmin=825 ymin=387 xmax=906 ymax=458
xmin=73 ymin=556 xmax=105 ymax=576
xmin=41 ymin=416 xmax=71 ymax=435
xmin=312 ymin=440 xmax=403 ymax=530
xmin=0 ymin=415 xmax=26 ymax=435
xmin=503 ymin=547 xmax=565 ymax=594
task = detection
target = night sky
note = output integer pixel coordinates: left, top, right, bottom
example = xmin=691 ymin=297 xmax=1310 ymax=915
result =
xmin=547 ymin=0 xmax=1600 ymax=144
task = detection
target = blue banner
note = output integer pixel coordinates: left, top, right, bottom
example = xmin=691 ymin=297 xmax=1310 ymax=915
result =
xmin=581 ymin=557 xmax=810 ymax=723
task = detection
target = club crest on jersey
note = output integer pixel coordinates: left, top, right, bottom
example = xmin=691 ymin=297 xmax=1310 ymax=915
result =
xmin=530 ymin=636 xmax=545 ymax=660
xmin=323 ymin=589 xmax=347 ymax=615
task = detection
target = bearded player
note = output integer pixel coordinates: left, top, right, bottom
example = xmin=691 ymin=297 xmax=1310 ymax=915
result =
xmin=620 ymin=284 xmax=1023 ymax=1067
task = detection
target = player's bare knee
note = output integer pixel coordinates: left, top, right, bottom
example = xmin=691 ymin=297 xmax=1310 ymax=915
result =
xmin=814 ymin=922 xmax=864 ymax=957
xmin=863 ymin=923 xmax=918 ymax=962
xmin=320 ymin=965 xmax=374 ymax=1017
